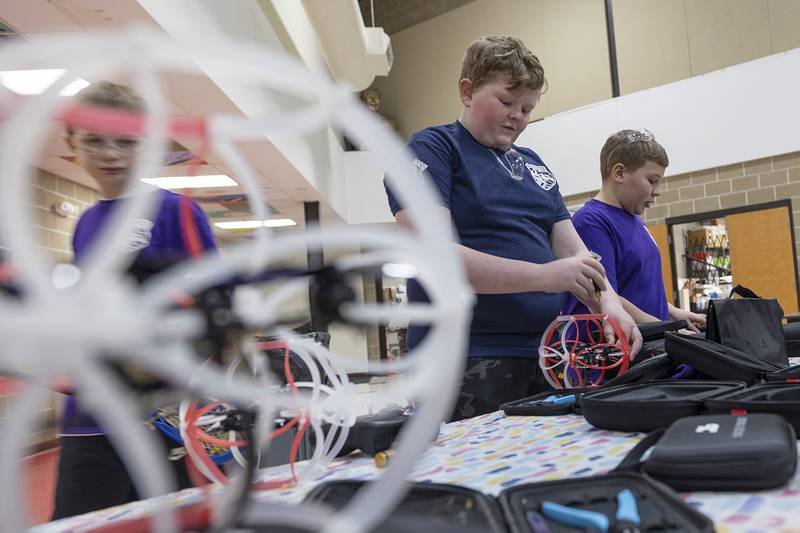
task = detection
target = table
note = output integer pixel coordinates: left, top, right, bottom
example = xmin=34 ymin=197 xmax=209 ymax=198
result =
xmin=35 ymin=412 xmax=800 ymax=532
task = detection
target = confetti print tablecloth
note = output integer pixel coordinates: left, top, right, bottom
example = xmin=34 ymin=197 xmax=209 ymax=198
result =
xmin=35 ymin=413 xmax=800 ymax=532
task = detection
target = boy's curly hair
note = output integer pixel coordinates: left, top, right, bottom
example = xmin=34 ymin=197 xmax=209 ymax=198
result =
xmin=460 ymin=35 xmax=546 ymax=93
xmin=600 ymin=129 xmax=669 ymax=179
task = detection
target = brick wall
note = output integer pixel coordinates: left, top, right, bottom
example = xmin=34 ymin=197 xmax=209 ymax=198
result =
xmin=563 ymin=150 xmax=800 ymax=270
xmin=0 ymin=169 xmax=99 ymax=451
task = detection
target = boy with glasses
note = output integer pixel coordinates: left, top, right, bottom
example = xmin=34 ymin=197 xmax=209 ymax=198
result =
xmin=562 ymin=129 xmax=705 ymax=331
xmin=53 ymin=81 xmax=217 ymax=519
xmin=384 ymin=36 xmax=642 ymax=421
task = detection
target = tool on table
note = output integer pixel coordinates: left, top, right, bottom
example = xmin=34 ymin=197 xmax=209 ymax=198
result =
xmin=527 ymin=394 xmax=577 ymax=406
xmin=540 ymin=488 xmax=640 ymax=533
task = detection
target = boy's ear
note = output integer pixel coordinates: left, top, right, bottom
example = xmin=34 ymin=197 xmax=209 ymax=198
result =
xmin=65 ymin=131 xmax=77 ymax=153
xmin=610 ymin=162 xmax=627 ymax=183
xmin=458 ymin=78 xmax=474 ymax=107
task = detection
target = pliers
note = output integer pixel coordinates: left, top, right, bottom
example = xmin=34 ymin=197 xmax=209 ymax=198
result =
xmin=539 ymin=488 xmax=640 ymax=533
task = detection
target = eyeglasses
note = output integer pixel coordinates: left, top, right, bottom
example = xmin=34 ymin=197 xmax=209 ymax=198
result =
xmin=492 ymin=148 xmax=527 ymax=181
xmin=75 ymin=135 xmax=139 ymax=154
xmin=624 ymin=128 xmax=654 ymax=143
xmin=505 ymin=149 xmax=527 ymax=180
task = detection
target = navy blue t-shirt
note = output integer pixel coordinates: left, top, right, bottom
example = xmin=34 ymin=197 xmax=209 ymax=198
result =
xmin=62 ymin=188 xmax=217 ymax=435
xmin=563 ymin=199 xmax=669 ymax=320
xmin=385 ymin=121 xmax=571 ymax=358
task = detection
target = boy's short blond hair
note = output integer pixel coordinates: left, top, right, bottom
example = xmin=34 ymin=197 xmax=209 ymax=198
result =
xmin=600 ymin=129 xmax=669 ymax=179
xmin=68 ymin=81 xmax=144 ymax=135
xmin=460 ymin=35 xmax=546 ymax=92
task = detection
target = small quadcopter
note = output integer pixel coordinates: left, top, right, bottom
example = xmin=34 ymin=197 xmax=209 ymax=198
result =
xmin=539 ymin=314 xmax=631 ymax=389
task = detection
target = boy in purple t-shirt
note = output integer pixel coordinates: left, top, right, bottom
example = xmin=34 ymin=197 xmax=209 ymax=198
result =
xmin=53 ymin=82 xmax=217 ymax=519
xmin=563 ymin=129 xmax=705 ymax=330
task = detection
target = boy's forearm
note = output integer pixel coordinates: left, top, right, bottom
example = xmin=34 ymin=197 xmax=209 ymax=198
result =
xmin=618 ymin=296 xmax=660 ymax=323
xmin=458 ymin=243 xmax=543 ymax=294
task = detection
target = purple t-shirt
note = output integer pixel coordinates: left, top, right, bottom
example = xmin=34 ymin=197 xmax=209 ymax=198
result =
xmin=563 ymin=199 xmax=669 ymax=321
xmin=61 ymin=188 xmax=217 ymax=436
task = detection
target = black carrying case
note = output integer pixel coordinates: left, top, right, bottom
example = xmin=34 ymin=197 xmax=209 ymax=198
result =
xmin=706 ymin=285 xmax=788 ymax=367
xmin=764 ymin=364 xmax=800 ymax=382
xmin=639 ymin=319 xmax=688 ymax=342
xmin=784 ymin=322 xmax=800 ymax=358
xmin=616 ymin=413 xmax=797 ymax=492
xmin=500 ymin=389 xmax=590 ymax=417
xmin=500 ymin=354 xmax=679 ymax=417
xmin=301 ymin=480 xmax=508 ymax=533
xmin=498 ymin=471 xmax=714 ymax=533
xmin=665 ymin=332 xmax=785 ymax=385
xmin=580 ymin=380 xmax=745 ymax=432
xmin=705 ymin=382 xmax=800 ymax=433
xmin=599 ymin=352 xmax=678 ymax=388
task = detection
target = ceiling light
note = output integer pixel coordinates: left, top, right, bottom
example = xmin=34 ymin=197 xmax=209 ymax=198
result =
xmin=0 ymin=69 xmax=89 ymax=95
xmin=214 ymin=219 xmax=296 ymax=230
xmin=141 ymin=175 xmax=238 ymax=189
xmin=382 ymin=263 xmax=418 ymax=278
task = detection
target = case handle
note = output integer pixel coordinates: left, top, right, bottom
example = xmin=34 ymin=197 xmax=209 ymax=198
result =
xmin=614 ymin=428 xmax=666 ymax=472
xmin=728 ymin=285 xmax=761 ymax=299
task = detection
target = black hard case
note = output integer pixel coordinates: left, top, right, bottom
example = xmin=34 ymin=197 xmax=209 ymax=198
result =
xmin=580 ymin=380 xmax=745 ymax=432
xmin=500 ymin=389 xmax=591 ymax=417
xmin=764 ymin=364 xmax=800 ymax=382
xmin=665 ymin=332 xmax=784 ymax=385
xmin=600 ymin=352 xmax=677 ymax=388
xmin=500 ymin=355 xmax=679 ymax=417
xmin=498 ymin=471 xmax=714 ymax=533
xmin=303 ymin=480 xmax=507 ymax=533
xmin=705 ymin=382 xmax=800 ymax=433
xmin=617 ymin=413 xmax=797 ymax=492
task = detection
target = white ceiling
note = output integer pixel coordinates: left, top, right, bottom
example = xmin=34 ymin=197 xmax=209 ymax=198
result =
xmin=0 ymin=0 xmax=327 ymax=239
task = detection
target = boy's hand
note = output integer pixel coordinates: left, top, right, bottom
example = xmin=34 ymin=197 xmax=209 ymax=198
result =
xmin=599 ymin=297 xmax=643 ymax=359
xmin=538 ymin=251 xmax=606 ymax=303
xmin=670 ymin=307 xmax=707 ymax=332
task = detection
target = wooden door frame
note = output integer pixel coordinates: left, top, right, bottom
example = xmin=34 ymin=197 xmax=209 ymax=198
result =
xmin=665 ymin=199 xmax=800 ymax=307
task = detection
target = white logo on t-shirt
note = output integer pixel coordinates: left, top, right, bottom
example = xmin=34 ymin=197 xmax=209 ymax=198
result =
xmin=412 ymin=158 xmax=428 ymax=177
xmin=125 ymin=219 xmax=154 ymax=252
xmin=526 ymin=163 xmax=557 ymax=190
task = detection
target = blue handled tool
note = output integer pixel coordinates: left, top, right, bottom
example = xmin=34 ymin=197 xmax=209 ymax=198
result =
xmin=541 ymin=501 xmax=609 ymax=531
xmin=528 ymin=394 xmax=576 ymax=406
xmin=540 ymin=488 xmax=641 ymax=533
xmin=614 ymin=489 xmax=641 ymax=533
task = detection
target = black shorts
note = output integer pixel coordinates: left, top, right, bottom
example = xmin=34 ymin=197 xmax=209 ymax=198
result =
xmin=52 ymin=431 xmax=193 ymax=520
xmin=449 ymin=357 xmax=553 ymax=422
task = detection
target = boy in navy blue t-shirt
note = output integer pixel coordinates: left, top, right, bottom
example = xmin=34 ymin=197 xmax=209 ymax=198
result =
xmin=53 ymin=82 xmax=217 ymax=519
xmin=385 ymin=36 xmax=641 ymax=421
xmin=563 ymin=129 xmax=705 ymax=330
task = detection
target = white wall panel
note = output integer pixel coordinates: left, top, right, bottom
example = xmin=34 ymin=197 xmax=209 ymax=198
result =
xmin=517 ymin=48 xmax=800 ymax=197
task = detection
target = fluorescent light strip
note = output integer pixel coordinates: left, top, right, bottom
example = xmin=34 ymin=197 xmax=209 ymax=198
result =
xmin=382 ymin=263 xmax=418 ymax=278
xmin=0 ymin=69 xmax=89 ymax=95
xmin=141 ymin=175 xmax=238 ymax=189
xmin=214 ymin=219 xmax=296 ymax=230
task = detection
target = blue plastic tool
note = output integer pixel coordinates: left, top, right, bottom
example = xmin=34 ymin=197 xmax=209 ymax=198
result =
xmin=529 ymin=394 xmax=576 ymax=406
xmin=540 ymin=488 xmax=641 ymax=533
xmin=541 ymin=501 xmax=609 ymax=531
xmin=614 ymin=489 xmax=641 ymax=533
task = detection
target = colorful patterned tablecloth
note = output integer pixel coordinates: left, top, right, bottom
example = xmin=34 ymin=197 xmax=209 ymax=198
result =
xmin=35 ymin=412 xmax=800 ymax=532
